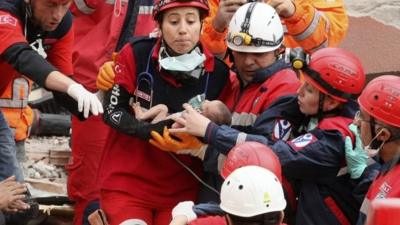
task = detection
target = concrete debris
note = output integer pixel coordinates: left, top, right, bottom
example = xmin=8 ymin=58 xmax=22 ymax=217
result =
xmin=24 ymin=136 xmax=70 ymax=196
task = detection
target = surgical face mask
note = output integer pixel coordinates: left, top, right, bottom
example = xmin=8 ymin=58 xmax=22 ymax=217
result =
xmin=364 ymin=128 xmax=385 ymax=157
xmin=159 ymin=46 xmax=206 ymax=75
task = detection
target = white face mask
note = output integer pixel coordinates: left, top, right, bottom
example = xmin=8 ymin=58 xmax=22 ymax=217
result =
xmin=364 ymin=129 xmax=385 ymax=157
xmin=158 ymin=47 xmax=206 ymax=74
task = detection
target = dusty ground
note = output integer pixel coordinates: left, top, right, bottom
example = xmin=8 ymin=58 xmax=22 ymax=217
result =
xmin=342 ymin=0 xmax=400 ymax=76
xmin=345 ymin=0 xmax=400 ymax=29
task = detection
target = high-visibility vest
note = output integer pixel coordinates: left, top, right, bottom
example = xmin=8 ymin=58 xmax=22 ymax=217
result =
xmin=0 ymin=76 xmax=34 ymax=141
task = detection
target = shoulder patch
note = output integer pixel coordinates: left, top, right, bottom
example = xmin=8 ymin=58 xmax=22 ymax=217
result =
xmin=273 ymin=119 xmax=292 ymax=141
xmin=0 ymin=14 xmax=17 ymax=26
xmin=288 ymin=133 xmax=317 ymax=151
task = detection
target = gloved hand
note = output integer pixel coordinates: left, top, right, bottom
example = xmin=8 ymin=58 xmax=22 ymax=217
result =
xmin=67 ymin=83 xmax=104 ymax=118
xmin=149 ymin=127 xmax=204 ymax=152
xmin=172 ymin=201 xmax=197 ymax=222
xmin=345 ymin=124 xmax=369 ymax=179
xmin=96 ymin=61 xmax=115 ymax=91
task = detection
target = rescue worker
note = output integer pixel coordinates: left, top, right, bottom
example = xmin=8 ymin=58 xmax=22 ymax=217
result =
xmin=191 ymin=166 xmax=287 ymax=225
xmin=202 ymin=0 xmax=349 ymax=55
xmin=97 ymin=0 xmax=230 ymax=224
xmin=95 ymin=0 xmax=349 ymax=91
xmin=150 ymin=2 xmax=300 ymax=203
xmin=69 ymin=0 xmax=157 ymax=223
xmin=168 ymin=47 xmax=374 ymax=225
xmin=0 ymin=0 xmax=102 ymax=184
xmin=349 ymin=75 xmax=400 ymax=225
xmin=0 ymin=76 xmax=33 ymax=163
xmin=170 ymin=142 xmax=283 ymax=225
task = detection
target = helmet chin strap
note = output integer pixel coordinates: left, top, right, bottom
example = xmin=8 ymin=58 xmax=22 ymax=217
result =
xmin=316 ymin=92 xmax=325 ymax=121
xmin=315 ymin=92 xmax=342 ymax=122
xmin=25 ymin=0 xmax=33 ymax=18
xmin=368 ymin=117 xmax=383 ymax=150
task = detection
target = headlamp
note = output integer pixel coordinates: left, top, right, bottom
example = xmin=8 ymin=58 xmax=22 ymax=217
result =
xmin=231 ymin=32 xmax=252 ymax=46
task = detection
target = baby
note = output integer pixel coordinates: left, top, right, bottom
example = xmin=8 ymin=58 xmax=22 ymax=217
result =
xmin=132 ymin=98 xmax=231 ymax=126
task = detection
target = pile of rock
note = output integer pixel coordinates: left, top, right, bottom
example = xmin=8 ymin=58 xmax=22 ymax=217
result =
xmin=23 ymin=136 xmax=70 ymax=195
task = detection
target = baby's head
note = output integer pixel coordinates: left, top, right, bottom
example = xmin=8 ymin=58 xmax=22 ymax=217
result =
xmin=202 ymin=100 xmax=231 ymax=125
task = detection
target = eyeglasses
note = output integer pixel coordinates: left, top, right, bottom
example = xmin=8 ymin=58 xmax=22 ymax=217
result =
xmin=354 ymin=111 xmax=371 ymax=124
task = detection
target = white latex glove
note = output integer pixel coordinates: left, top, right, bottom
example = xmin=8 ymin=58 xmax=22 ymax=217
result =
xmin=67 ymin=83 xmax=104 ymax=118
xmin=172 ymin=201 xmax=197 ymax=223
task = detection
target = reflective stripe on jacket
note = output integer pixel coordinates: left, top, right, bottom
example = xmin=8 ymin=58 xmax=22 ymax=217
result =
xmin=201 ymin=0 xmax=348 ymax=55
xmin=0 ymin=76 xmax=33 ymax=141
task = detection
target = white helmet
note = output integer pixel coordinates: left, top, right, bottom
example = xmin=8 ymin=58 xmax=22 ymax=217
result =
xmin=220 ymin=166 xmax=286 ymax=217
xmin=226 ymin=2 xmax=284 ymax=53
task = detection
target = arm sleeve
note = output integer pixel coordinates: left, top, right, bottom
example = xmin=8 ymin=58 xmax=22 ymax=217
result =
xmin=204 ymin=95 xmax=303 ymax=155
xmin=272 ymin=129 xmax=346 ymax=181
xmin=204 ymin=123 xmax=270 ymax=155
xmin=2 ymin=43 xmax=55 ymax=87
xmin=200 ymin=0 xmax=228 ymax=56
xmin=283 ymin=0 xmax=348 ymax=52
xmin=0 ymin=11 xmax=26 ymax=53
xmin=52 ymin=91 xmax=86 ymax=120
xmin=0 ymin=11 xmax=56 ymax=87
xmin=103 ymin=84 xmax=172 ymax=140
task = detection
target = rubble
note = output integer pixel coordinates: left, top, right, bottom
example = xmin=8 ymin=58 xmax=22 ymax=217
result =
xmin=23 ymin=136 xmax=70 ymax=196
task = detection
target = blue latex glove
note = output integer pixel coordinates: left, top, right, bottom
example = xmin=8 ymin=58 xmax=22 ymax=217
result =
xmin=345 ymin=124 xmax=369 ymax=179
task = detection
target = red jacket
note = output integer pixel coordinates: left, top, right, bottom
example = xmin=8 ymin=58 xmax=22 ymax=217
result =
xmin=357 ymin=163 xmax=400 ymax=225
xmin=99 ymin=38 xmax=230 ymax=206
xmin=71 ymin=0 xmax=155 ymax=91
xmin=220 ymin=60 xmax=300 ymax=128
xmin=0 ymin=9 xmax=73 ymax=93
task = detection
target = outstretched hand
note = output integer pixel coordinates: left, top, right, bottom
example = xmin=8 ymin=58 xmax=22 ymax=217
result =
xmin=168 ymin=104 xmax=211 ymax=137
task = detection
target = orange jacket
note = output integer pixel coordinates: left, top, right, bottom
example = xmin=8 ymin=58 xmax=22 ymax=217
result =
xmin=201 ymin=0 xmax=348 ymax=55
xmin=0 ymin=76 xmax=33 ymax=141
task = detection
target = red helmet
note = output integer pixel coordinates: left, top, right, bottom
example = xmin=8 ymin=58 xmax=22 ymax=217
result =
xmin=303 ymin=48 xmax=366 ymax=102
xmin=153 ymin=0 xmax=209 ymax=21
xmin=358 ymin=75 xmax=400 ymax=128
xmin=221 ymin=142 xmax=282 ymax=181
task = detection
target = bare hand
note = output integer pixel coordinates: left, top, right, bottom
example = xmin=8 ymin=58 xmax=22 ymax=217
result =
xmin=169 ymin=104 xmax=211 ymax=137
xmin=4 ymin=199 xmax=30 ymax=213
xmin=267 ymin=0 xmax=296 ymax=18
xmin=213 ymin=0 xmax=247 ymax=32
xmin=0 ymin=176 xmax=28 ymax=210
